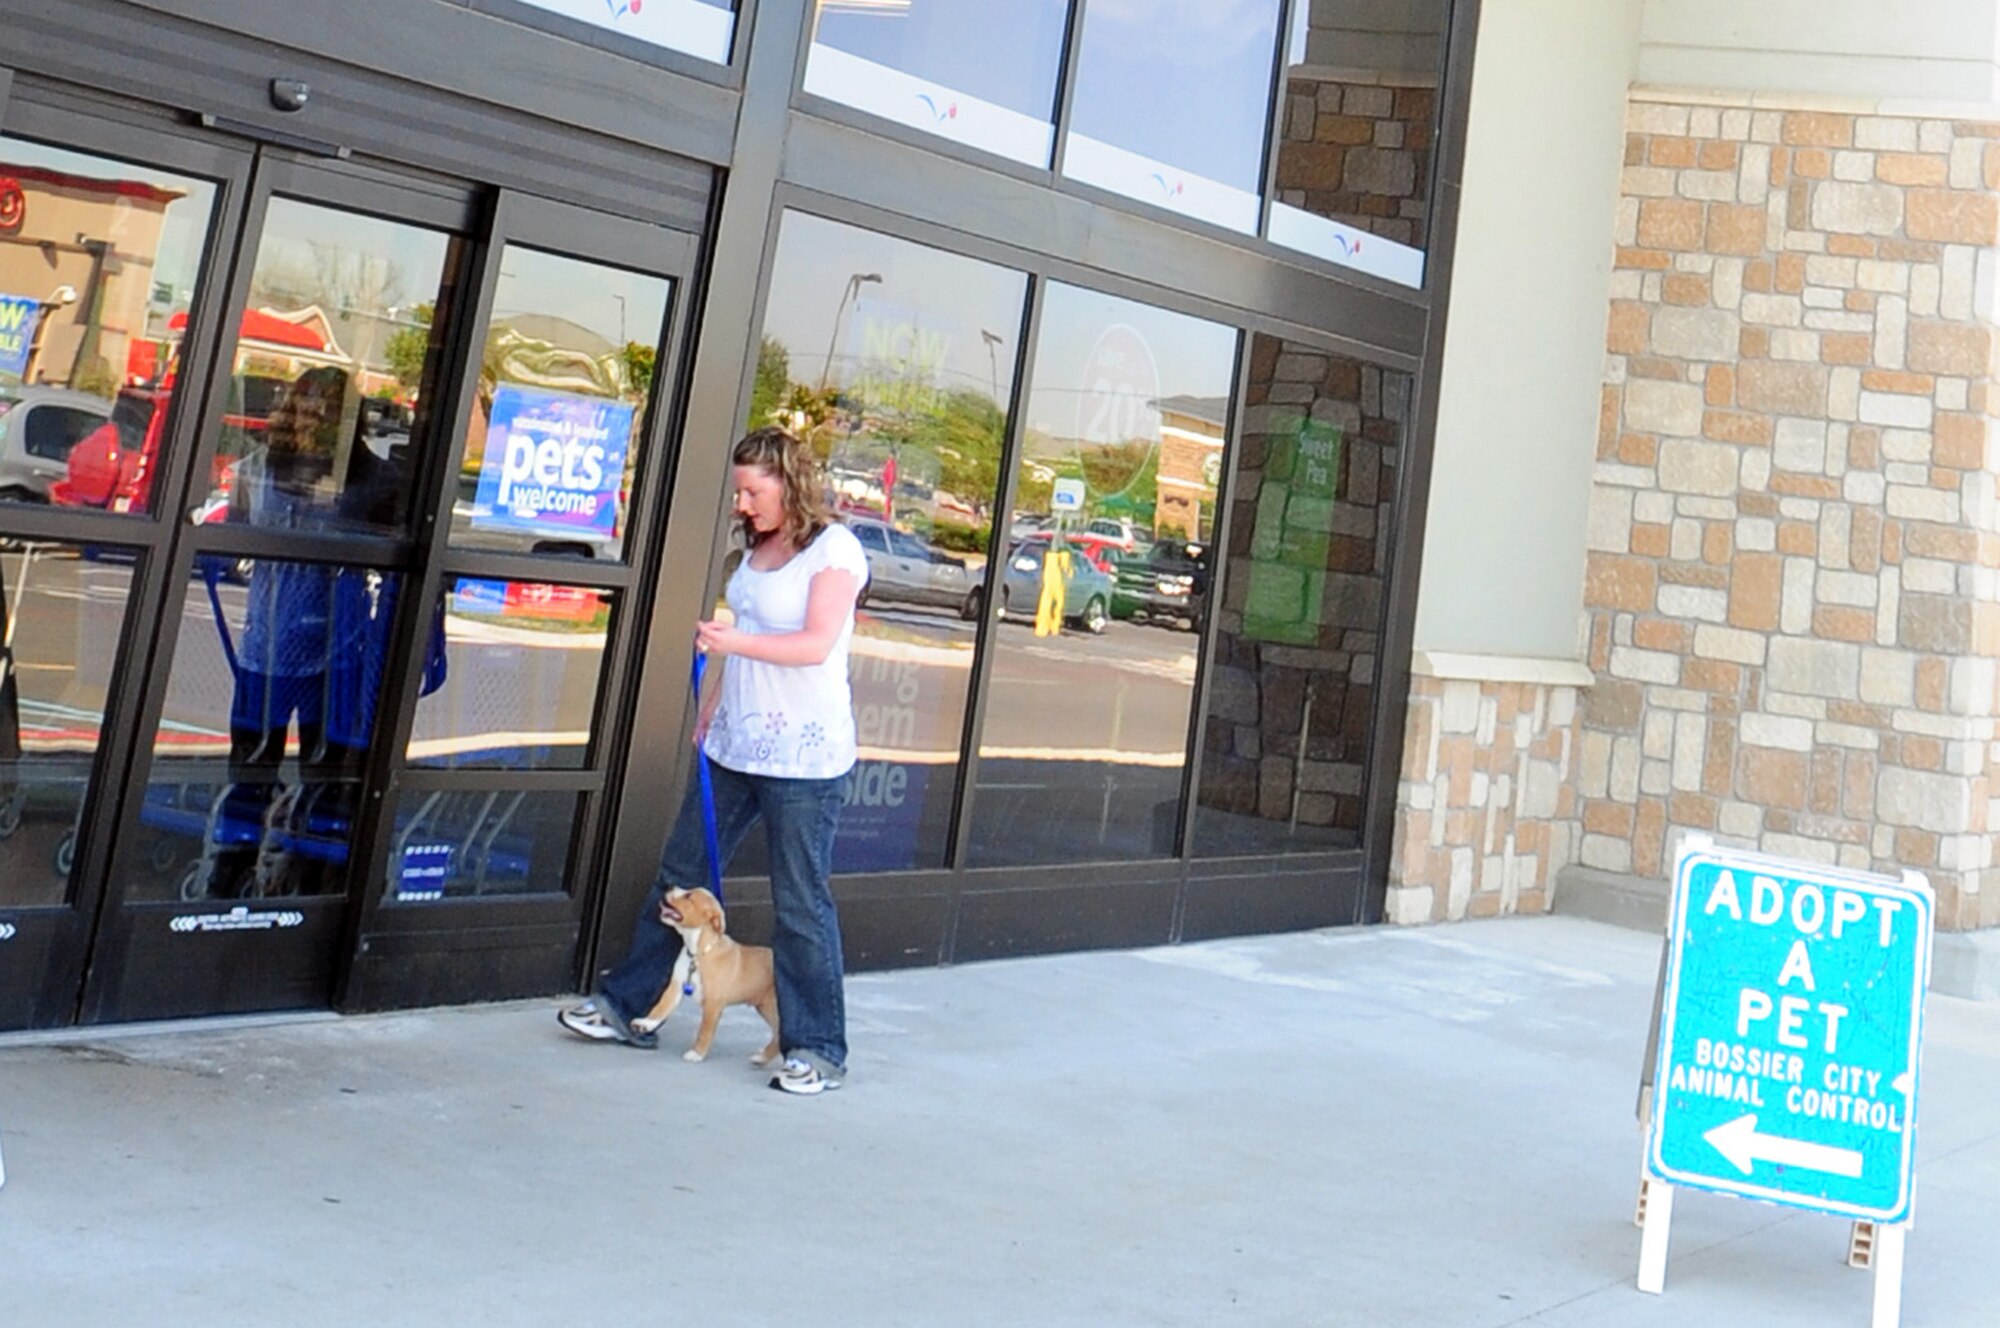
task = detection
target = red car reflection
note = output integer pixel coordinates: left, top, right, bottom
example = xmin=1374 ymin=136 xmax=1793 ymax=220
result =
xmin=51 ymin=385 xmax=164 ymax=512
xmin=51 ymin=371 xmax=288 ymax=517
xmin=53 ymin=307 xmax=331 ymax=516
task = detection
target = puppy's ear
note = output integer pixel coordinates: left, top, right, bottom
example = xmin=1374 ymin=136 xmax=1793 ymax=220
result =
xmin=708 ymin=900 xmax=727 ymax=936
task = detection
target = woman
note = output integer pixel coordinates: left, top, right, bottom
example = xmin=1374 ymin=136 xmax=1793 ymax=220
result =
xmin=208 ymin=368 xmax=348 ymax=897
xmin=561 ymin=427 xmax=867 ymax=1096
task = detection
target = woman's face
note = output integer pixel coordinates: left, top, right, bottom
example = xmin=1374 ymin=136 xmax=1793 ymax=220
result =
xmin=732 ymin=463 xmax=786 ymax=538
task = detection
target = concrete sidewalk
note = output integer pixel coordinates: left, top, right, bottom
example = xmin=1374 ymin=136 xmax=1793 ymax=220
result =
xmin=2 ymin=916 xmax=1995 ymax=1327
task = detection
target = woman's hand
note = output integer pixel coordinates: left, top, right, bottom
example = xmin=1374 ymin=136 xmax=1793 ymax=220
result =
xmin=695 ymin=567 xmax=858 ymax=668
xmin=695 ymin=618 xmax=744 ymax=657
xmin=691 ymin=648 xmax=723 ymax=746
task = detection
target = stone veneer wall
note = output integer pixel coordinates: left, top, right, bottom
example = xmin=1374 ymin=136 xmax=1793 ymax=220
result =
xmin=1274 ymin=72 xmax=1437 ymax=249
xmin=1385 ymin=674 xmax=1581 ymax=924
xmin=1580 ymin=94 xmax=2000 ymax=931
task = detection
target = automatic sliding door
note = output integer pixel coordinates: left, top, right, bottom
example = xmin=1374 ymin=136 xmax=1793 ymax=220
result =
xmin=339 ymin=195 xmax=696 ymax=1010
xmin=81 ymin=160 xmax=474 ymax=1024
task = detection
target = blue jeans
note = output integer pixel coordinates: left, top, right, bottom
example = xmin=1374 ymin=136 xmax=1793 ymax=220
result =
xmin=596 ymin=761 xmax=848 ymax=1071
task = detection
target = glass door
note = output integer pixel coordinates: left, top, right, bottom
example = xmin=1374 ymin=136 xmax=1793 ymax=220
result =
xmin=76 ymin=152 xmax=479 ymax=1023
xmin=335 ymin=194 xmax=695 ymax=1011
xmin=0 ymin=97 xmax=254 ymax=1029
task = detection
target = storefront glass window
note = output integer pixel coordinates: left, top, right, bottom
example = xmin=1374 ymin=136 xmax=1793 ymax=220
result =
xmin=1193 ymin=333 xmax=1408 ymax=857
xmin=133 ymin=558 xmax=403 ymax=902
xmin=0 ymin=136 xmax=218 ymax=516
xmin=199 ymin=198 xmax=460 ymax=538
xmin=408 ymin=579 xmax=614 ymax=771
xmin=804 ymin=0 xmax=1073 ymax=167
xmin=507 ymin=0 xmax=736 ymax=64
xmin=449 ymin=247 xmax=669 ymax=562
xmin=0 ymin=540 xmax=137 ymax=908
xmin=968 ymin=283 xmax=1236 ymax=867
xmin=729 ymin=211 xmax=1026 ymax=877
xmin=1265 ymin=0 xmax=1447 ymax=287
xmin=1061 ymin=0 xmax=1285 ymax=233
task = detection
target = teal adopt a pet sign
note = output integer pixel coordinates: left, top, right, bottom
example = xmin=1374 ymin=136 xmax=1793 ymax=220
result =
xmin=1636 ymin=835 xmax=1933 ymax=1327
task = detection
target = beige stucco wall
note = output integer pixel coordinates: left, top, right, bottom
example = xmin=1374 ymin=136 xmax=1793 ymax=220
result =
xmin=1418 ymin=2 xmax=2000 ymax=673
xmin=1638 ymin=1 xmax=2000 ymax=106
xmin=1413 ymin=0 xmax=1647 ymax=661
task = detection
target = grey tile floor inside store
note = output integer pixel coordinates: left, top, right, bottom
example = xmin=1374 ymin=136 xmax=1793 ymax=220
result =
xmin=2 ymin=916 xmax=1996 ymax=1327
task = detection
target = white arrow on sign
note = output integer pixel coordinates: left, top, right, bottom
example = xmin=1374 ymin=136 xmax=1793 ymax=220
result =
xmin=1705 ymin=1113 xmax=1863 ymax=1178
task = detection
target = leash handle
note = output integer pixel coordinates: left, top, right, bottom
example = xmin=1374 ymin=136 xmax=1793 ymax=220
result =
xmin=692 ymin=649 xmax=724 ymax=903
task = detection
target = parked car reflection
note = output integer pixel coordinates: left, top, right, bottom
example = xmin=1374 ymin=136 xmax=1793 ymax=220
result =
xmin=1084 ymin=515 xmax=1147 ymax=554
xmin=50 ymin=370 xmax=289 ymax=519
xmin=0 ymin=387 xmax=115 ymax=504
xmin=848 ymin=516 xmax=982 ymax=620
xmin=1113 ymin=538 xmax=1209 ymax=631
xmin=996 ymin=534 xmax=1115 ymax=634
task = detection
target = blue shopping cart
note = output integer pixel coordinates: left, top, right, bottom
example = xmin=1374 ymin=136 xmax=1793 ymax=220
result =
xmin=148 ymin=558 xmax=459 ymax=901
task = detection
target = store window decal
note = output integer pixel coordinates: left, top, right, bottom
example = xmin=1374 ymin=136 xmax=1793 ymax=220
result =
xmin=470 ymin=386 xmax=631 ymax=541
xmin=1061 ymin=0 xmax=1286 ymax=233
xmin=1263 ymin=0 xmax=1446 ymax=287
xmin=804 ymin=0 xmax=1072 ymax=168
xmin=450 ymin=246 xmax=670 ymax=562
xmin=509 ymin=0 xmax=736 ymax=64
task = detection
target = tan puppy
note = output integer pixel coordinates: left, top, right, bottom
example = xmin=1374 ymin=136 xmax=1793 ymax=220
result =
xmin=633 ymin=886 xmax=782 ymax=1066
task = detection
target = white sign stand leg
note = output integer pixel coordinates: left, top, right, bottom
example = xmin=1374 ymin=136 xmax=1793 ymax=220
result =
xmin=1871 ymin=1223 xmax=1905 ymax=1328
xmin=1636 ymin=1179 xmax=1674 ymax=1293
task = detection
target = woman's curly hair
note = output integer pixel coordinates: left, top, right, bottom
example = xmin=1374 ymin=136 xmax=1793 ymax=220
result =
xmin=733 ymin=426 xmax=831 ymax=550
xmin=267 ymin=366 xmax=348 ymax=461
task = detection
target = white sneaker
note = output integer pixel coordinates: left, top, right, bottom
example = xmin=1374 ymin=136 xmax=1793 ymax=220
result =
xmin=769 ymin=1057 xmax=843 ymax=1095
xmin=557 ymin=1001 xmax=619 ymax=1041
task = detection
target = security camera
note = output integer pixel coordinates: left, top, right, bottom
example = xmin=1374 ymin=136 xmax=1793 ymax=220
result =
xmin=269 ymin=78 xmax=310 ymax=113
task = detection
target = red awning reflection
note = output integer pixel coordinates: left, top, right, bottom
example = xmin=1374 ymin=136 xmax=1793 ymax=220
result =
xmin=167 ymin=307 xmax=330 ymax=352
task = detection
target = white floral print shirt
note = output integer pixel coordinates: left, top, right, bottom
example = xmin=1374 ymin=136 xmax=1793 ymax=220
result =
xmin=703 ymin=522 xmax=868 ymax=779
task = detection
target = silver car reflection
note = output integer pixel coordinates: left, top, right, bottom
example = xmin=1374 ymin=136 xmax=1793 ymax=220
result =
xmin=847 ymin=517 xmax=982 ymax=620
xmin=0 ymin=387 xmax=114 ymax=504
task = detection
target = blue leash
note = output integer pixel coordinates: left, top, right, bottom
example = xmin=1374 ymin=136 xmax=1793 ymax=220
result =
xmin=683 ymin=649 xmax=725 ymax=999
xmin=692 ymin=649 xmax=725 ymax=904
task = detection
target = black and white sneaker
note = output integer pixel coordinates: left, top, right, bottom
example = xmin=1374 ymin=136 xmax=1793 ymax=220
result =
xmin=769 ymin=1057 xmax=843 ymax=1095
xmin=557 ymin=1000 xmax=657 ymax=1049
xmin=557 ymin=1001 xmax=618 ymax=1041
